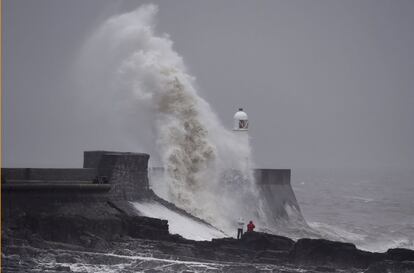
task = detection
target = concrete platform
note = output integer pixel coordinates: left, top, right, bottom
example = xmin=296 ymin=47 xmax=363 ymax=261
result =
xmin=2 ymin=183 xmax=111 ymax=192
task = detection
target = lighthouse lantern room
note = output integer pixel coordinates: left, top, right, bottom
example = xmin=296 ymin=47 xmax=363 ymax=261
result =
xmin=233 ymin=108 xmax=249 ymax=131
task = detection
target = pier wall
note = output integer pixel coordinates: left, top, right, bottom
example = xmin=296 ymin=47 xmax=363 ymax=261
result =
xmin=149 ymin=167 xmax=304 ymax=223
xmin=2 ymin=151 xmax=151 ymax=205
xmin=254 ymin=169 xmax=304 ymax=223
xmin=2 ymin=152 xmax=304 ymax=225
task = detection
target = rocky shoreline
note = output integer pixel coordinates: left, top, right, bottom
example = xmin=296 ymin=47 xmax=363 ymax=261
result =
xmin=2 ymin=200 xmax=414 ymax=273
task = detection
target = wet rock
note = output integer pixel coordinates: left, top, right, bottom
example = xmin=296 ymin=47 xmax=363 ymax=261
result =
xmin=253 ymin=249 xmax=290 ymax=264
xmin=3 ymin=194 xmax=414 ymax=272
xmin=364 ymin=260 xmax=414 ymax=273
xmin=240 ymin=231 xmax=295 ymax=251
xmin=386 ymin=248 xmax=414 ymax=262
xmin=314 ymin=266 xmax=337 ymax=272
xmin=55 ymin=253 xmax=77 ymax=263
xmin=79 ymin=235 xmax=92 ymax=247
xmin=55 ymin=265 xmax=72 ymax=272
xmin=289 ymin=238 xmax=383 ymax=269
xmin=222 ymin=264 xmax=262 ymax=273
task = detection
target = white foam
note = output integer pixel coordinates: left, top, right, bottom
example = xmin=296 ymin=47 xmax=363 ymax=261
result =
xmin=77 ymin=4 xmax=266 ymax=234
xmin=131 ymin=201 xmax=227 ymax=240
xmin=308 ymin=222 xmax=367 ymax=242
xmin=360 ymin=237 xmax=414 ymax=252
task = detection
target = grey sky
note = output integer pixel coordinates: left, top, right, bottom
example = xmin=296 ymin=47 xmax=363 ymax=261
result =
xmin=3 ymin=0 xmax=414 ymax=169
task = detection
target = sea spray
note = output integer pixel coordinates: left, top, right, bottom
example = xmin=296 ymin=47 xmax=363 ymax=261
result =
xmin=76 ymin=4 xmax=266 ymax=233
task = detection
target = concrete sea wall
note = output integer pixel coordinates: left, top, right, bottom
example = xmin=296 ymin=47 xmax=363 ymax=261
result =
xmin=255 ymin=169 xmax=304 ymax=223
xmin=2 ymin=151 xmax=151 ymax=202
xmin=1 ymin=151 xmax=172 ymax=249
xmin=2 ymin=151 xmax=304 ymax=229
xmin=149 ymin=167 xmax=304 ymax=224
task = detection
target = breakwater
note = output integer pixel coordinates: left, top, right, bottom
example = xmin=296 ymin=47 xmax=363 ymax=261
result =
xmin=2 ymin=151 xmax=414 ymax=272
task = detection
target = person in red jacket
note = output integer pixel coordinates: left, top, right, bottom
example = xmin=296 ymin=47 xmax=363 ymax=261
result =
xmin=247 ymin=220 xmax=255 ymax=232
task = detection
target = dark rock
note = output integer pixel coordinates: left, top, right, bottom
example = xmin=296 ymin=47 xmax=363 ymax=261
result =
xmin=314 ymin=266 xmax=337 ymax=272
xmin=364 ymin=260 xmax=414 ymax=273
xmin=55 ymin=253 xmax=77 ymax=263
xmin=240 ymin=231 xmax=295 ymax=251
xmin=253 ymin=250 xmax=290 ymax=264
xmin=3 ymin=200 xmax=171 ymax=249
xmin=289 ymin=238 xmax=384 ymax=269
xmin=386 ymin=248 xmax=414 ymax=262
xmin=122 ymin=215 xmax=170 ymax=240
xmin=207 ymin=231 xmax=294 ymax=262
xmin=211 ymin=237 xmax=240 ymax=248
xmin=55 ymin=265 xmax=72 ymax=272
xmin=157 ymin=241 xmax=196 ymax=258
xmin=222 ymin=264 xmax=262 ymax=273
xmin=91 ymin=236 xmax=110 ymax=250
xmin=79 ymin=235 xmax=92 ymax=247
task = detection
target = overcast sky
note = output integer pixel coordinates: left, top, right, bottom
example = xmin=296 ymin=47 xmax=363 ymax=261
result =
xmin=3 ymin=0 xmax=414 ymax=169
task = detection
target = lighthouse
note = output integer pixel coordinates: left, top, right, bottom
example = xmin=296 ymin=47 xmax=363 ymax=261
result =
xmin=233 ymin=108 xmax=249 ymax=131
xmin=233 ymin=108 xmax=250 ymax=170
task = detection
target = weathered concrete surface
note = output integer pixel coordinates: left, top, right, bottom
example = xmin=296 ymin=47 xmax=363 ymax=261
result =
xmin=2 ymin=168 xmax=97 ymax=181
xmin=96 ymin=152 xmax=150 ymax=200
xmin=255 ymin=169 xmax=305 ymax=226
xmin=255 ymin=169 xmax=305 ymax=225
xmin=2 ymin=151 xmax=152 ymax=201
xmin=1 ymin=151 xmax=217 ymax=246
xmin=149 ymin=167 xmax=304 ymax=224
xmin=2 ymin=183 xmax=111 ymax=191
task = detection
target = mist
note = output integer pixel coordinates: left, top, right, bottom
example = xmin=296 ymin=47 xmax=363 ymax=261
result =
xmin=73 ymin=4 xmax=272 ymax=233
xmin=3 ymin=0 xmax=414 ymax=170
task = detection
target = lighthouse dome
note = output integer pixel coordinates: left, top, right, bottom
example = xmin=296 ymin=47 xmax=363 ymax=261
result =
xmin=234 ymin=108 xmax=248 ymax=120
xmin=233 ymin=108 xmax=248 ymax=130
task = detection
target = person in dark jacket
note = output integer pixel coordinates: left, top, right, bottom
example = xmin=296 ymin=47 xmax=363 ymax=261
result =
xmin=247 ymin=220 xmax=255 ymax=232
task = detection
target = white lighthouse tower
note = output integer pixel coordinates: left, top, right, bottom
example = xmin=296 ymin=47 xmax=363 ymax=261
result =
xmin=233 ymin=108 xmax=249 ymax=131
xmin=233 ymin=108 xmax=250 ymax=171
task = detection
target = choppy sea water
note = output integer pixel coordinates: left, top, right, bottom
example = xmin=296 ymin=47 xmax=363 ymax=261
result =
xmin=291 ymin=168 xmax=414 ymax=252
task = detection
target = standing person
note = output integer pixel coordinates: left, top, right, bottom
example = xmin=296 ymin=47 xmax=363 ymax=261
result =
xmin=247 ymin=220 xmax=255 ymax=232
xmin=237 ymin=218 xmax=244 ymax=239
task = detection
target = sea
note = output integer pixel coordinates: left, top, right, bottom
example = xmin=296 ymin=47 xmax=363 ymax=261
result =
xmin=291 ymin=168 xmax=414 ymax=252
